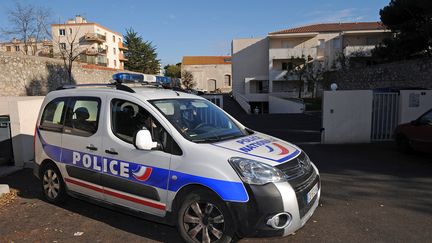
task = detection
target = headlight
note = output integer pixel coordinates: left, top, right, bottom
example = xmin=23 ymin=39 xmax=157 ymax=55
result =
xmin=229 ymin=157 xmax=287 ymax=185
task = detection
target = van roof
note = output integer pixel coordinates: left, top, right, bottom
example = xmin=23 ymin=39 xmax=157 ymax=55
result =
xmin=50 ymin=86 xmax=203 ymax=101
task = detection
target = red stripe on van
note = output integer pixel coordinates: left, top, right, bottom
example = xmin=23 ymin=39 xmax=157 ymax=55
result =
xmin=64 ymin=178 xmax=166 ymax=211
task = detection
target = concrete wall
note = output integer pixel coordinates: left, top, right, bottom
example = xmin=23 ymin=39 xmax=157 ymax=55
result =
xmin=231 ymin=38 xmax=269 ymax=96
xmin=399 ymin=90 xmax=432 ymax=124
xmin=0 ymin=52 xmax=135 ymax=96
xmin=328 ymin=58 xmax=432 ymax=90
xmin=322 ymin=90 xmax=373 ymax=144
xmin=182 ymin=64 xmax=231 ymax=92
xmin=268 ymin=96 xmax=304 ymax=114
xmin=0 ymin=96 xmax=44 ymax=167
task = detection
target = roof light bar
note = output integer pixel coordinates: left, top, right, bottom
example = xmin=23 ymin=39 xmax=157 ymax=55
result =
xmin=112 ymin=73 xmax=144 ymax=83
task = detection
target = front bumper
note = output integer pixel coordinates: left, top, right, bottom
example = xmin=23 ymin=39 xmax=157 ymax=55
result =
xmin=226 ymin=173 xmax=321 ymax=238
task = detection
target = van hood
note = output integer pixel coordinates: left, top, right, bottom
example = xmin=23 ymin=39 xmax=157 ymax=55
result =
xmin=212 ymin=133 xmax=301 ymax=167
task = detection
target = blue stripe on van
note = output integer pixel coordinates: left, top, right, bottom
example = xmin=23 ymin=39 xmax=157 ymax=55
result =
xmin=36 ymin=129 xmax=249 ymax=203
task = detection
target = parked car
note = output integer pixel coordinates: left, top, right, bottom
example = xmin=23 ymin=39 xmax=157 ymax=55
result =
xmin=394 ymin=108 xmax=432 ymax=153
xmin=33 ymin=73 xmax=320 ymax=242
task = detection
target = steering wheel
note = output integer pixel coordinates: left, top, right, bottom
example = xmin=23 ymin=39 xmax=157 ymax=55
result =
xmin=194 ymin=123 xmax=213 ymax=130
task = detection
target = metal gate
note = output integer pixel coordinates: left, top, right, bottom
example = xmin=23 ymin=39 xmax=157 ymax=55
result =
xmin=0 ymin=116 xmax=13 ymax=165
xmin=371 ymin=92 xmax=399 ymax=141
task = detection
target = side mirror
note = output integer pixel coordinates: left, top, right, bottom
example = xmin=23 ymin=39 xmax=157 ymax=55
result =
xmin=410 ymin=120 xmax=420 ymax=126
xmin=135 ymin=129 xmax=158 ymax=150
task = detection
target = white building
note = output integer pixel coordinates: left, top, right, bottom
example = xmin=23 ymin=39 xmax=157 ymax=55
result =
xmin=51 ymin=15 xmax=127 ymax=69
xmin=182 ymin=56 xmax=232 ymax=92
xmin=232 ymin=22 xmax=391 ymax=113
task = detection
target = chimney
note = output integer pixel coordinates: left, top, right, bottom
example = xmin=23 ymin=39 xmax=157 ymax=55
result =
xmin=75 ymin=15 xmax=83 ymax=23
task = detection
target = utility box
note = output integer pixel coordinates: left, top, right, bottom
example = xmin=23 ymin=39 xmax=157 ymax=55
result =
xmin=0 ymin=116 xmax=13 ymax=165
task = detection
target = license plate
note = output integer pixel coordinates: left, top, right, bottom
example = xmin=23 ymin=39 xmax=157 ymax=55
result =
xmin=306 ymin=183 xmax=319 ymax=204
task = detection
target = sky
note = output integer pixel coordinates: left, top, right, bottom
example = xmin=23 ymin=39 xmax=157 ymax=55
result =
xmin=0 ymin=0 xmax=390 ymax=66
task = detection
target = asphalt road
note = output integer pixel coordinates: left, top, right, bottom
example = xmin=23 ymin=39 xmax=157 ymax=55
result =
xmin=0 ymin=98 xmax=431 ymax=242
xmin=1 ymin=143 xmax=431 ymax=242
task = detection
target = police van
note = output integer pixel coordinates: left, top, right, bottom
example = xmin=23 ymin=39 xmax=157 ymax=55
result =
xmin=34 ymin=73 xmax=320 ymax=242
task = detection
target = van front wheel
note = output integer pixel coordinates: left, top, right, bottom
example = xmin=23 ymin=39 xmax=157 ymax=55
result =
xmin=177 ymin=190 xmax=235 ymax=243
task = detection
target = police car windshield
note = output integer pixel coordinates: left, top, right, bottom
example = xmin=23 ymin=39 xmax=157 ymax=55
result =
xmin=150 ymin=99 xmax=247 ymax=143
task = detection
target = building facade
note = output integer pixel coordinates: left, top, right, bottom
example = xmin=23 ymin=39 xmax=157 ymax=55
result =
xmin=51 ymin=16 xmax=127 ymax=69
xmin=232 ymin=22 xmax=391 ymax=113
xmin=182 ymin=56 xmax=232 ymax=92
xmin=0 ymin=38 xmax=53 ymax=57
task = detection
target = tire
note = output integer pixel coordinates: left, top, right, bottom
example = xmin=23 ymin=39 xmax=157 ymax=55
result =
xmin=40 ymin=163 xmax=67 ymax=204
xmin=396 ymin=135 xmax=412 ymax=153
xmin=177 ymin=190 xmax=235 ymax=243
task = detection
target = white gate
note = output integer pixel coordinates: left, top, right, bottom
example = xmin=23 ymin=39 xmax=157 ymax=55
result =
xmin=371 ymin=92 xmax=399 ymax=141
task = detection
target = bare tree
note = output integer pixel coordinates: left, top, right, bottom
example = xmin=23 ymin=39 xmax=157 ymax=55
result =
xmin=1 ymin=1 xmax=51 ymax=55
xmin=53 ymin=24 xmax=85 ymax=83
xmin=284 ymin=56 xmax=308 ymax=98
xmin=181 ymin=70 xmax=196 ymax=90
xmin=304 ymin=61 xmax=325 ymax=98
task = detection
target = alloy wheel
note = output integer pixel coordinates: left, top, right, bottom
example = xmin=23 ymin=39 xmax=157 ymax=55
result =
xmin=43 ymin=169 xmax=60 ymax=199
xmin=183 ymin=201 xmax=225 ymax=243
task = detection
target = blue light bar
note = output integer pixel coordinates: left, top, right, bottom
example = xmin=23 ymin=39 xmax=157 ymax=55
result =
xmin=112 ymin=73 xmax=144 ymax=83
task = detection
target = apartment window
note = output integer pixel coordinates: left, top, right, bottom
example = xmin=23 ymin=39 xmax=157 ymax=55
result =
xmin=224 ymin=74 xmax=231 ymax=86
xmin=318 ymin=39 xmax=325 ymax=48
xmin=250 ymin=80 xmax=269 ymax=94
xmin=112 ymin=35 xmax=115 ymax=42
xmin=114 ymin=60 xmax=117 ymax=67
xmin=15 ymin=46 xmax=20 ymax=52
xmin=118 ymin=37 xmax=121 ymax=43
xmin=6 ymin=46 xmax=11 ymax=52
xmin=59 ymin=29 xmax=66 ymax=36
xmin=69 ymin=28 xmax=73 ymax=34
xmin=113 ymin=47 xmax=116 ymax=55
xmin=333 ymin=37 xmax=341 ymax=49
xmin=105 ymin=45 xmax=108 ymax=54
xmin=282 ymin=41 xmax=293 ymax=48
xmin=367 ymin=37 xmax=378 ymax=45
xmin=60 ymin=43 xmax=66 ymax=50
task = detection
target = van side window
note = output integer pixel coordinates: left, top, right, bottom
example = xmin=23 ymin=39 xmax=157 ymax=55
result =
xmin=64 ymin=97 xmax=101 ymax=137
xmin=40 ymin=98 xmax=66 ymax=132
xmin=111 ymin=99 xmax=182 ymax=155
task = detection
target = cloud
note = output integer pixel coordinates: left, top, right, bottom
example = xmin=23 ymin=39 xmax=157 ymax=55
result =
xmin=303 ymin=8 xmax=371 ymax=23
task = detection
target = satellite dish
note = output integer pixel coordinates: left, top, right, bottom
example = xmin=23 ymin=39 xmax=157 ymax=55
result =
xmin=330 ymin=83 xmax=338 ymax=91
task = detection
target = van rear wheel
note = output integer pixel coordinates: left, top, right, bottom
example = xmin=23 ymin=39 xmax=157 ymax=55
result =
xmin=177 ymin=190 xmax=234 ymax=243
xmin=41 ymin=163 xmax=67 ymax=204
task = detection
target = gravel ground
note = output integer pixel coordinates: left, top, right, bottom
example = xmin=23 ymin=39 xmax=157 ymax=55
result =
xmin=0 ymin=143 xmax=431 ymax=242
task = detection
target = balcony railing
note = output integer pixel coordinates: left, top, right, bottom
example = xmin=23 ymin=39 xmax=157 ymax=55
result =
xmin=118 ymin=42 xmax=128 ymax=50
xmin=343 ymin=45 xmax=375 ymax=57
xmin=84 ymin=48 xmax=107 ymax=56
xmin=119 ymin=53 xmax=128 ymax=61
xmin=270 ymin=48 xmax=317 ymax=60
xmin=84 ymin=33 xmax=106 ymax=43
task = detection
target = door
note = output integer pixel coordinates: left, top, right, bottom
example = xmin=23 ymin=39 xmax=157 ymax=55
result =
xmin=208 ymin=79 xmax=216 ymax=92
xmin=60 ymin=96 xmax=104 ymax=200
xmin=409 ymin=109 xmax=432 ymax=152
xmin=101 ymin=95 xmax=176 ymax=216
xmin=0 ymin=116 xmax=13 ymax=165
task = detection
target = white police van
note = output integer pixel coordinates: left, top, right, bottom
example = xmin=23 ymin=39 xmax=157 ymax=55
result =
xmin=34 ymin=73 xmax=320 ymax=242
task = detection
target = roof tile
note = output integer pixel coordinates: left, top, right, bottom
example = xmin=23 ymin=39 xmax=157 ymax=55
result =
xmin=269 ymin=22 xmax=386 ymax=35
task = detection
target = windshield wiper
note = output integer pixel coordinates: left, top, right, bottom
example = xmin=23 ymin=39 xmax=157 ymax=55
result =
xmin=191 ymin=136 xmax=221 ymax=143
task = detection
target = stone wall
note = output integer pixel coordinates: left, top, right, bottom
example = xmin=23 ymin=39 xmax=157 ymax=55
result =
xmin=327 ymin=58 xmax=432 ymax=90
xmin=0 ymin=52 xmax=135 ymax=96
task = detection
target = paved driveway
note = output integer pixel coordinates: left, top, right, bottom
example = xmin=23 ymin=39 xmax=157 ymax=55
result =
xmin=1 ymin=143 xmax=431 ymax=242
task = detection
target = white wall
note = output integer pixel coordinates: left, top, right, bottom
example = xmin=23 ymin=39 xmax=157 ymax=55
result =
xmin=268 ymin=96 xmax=304 ymax=114
xmin=322 ymin=90 xmax=373 ymax=144
xmin=0 ymin=97 xmax=44 ymax=166
xmin=399 ymin=90 xmax=432 ymax=124
xmin=231 ymin=38 xmax=269 ymax=95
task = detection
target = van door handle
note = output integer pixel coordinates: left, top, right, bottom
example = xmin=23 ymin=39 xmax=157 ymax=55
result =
xmin=86 ymin=145 xmax=98 ymax=151
xmin=105 ymin=149 xmax=118 ymax=155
